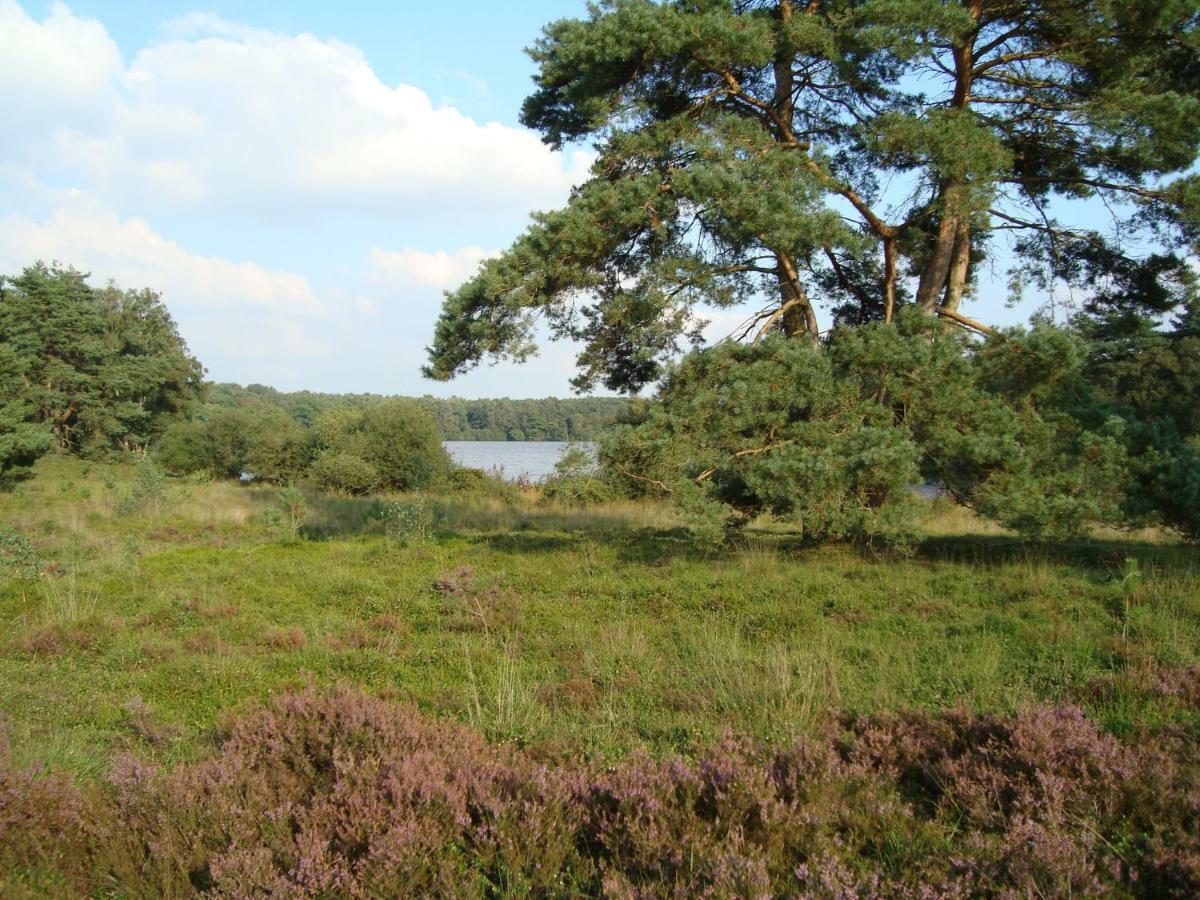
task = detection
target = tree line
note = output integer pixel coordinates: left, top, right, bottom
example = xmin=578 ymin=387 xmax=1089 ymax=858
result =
xmin=205 ymin=383 xmax=629 ymax=442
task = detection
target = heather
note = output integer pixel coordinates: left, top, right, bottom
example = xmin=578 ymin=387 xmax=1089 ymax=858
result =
xmin=2 ymin=456 xmax=1199 ymax=894
xmin=3 ymin=685 xmax=1199 ymax=896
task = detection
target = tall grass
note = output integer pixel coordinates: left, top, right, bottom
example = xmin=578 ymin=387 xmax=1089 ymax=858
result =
xmin=0 ymin=454 xmax=1197 ymax=773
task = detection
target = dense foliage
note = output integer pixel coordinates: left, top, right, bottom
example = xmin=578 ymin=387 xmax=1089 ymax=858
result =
xmin=158 ymin=398 xmax=451 ymax=493
xmin=0 ymin=264 xmax=202 ymax=480
xmin=603 ymin=314 xmax=1129 ymax=546
xmin=207 ymin=383 xmax=629 ymax=442
xmin=4 ymin=684 xmax=1198 ymax=896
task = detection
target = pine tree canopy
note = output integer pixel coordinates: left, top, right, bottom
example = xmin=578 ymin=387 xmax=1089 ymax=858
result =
xmin=0 ymin=263 xmax=204 ymax=467
xmin=426 ymin=0 xmax=1200 ymax=392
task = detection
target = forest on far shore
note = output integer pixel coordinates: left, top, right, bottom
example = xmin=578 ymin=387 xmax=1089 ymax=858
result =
xmin=207 ymin=382 xmax=631 ymax=442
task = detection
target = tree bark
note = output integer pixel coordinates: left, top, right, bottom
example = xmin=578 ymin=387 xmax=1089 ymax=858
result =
xmin=915 ymin=1 xmax=980 ymax=314
xmin=941 ymin=218 xmax=971 ymax=313
xmin=777 ymin=253 xmax=818 ymax=339
xmin=883 ymin=237 xmax=897 ymax=323
xmin=915 ymin=200 xmax=964 ymax=312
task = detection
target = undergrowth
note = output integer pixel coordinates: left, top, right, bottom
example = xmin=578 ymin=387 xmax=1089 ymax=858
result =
xmin=2 ymin=684 xmax=1198 ymax=896
xmin=0 ymin=456 xmax=1198 ymax=894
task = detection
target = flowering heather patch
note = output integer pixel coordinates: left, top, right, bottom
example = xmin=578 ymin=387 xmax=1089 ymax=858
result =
xmin=1 ymin=685 xmax=1198 ymax=896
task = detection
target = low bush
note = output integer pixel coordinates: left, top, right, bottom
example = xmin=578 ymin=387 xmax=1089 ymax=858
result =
xmin=442 ymin=465 xmax=527 ymax=503
xmin=2 ymin=686 xmax=1198 ymax=896
xmin=371 ymin=497 xmax=439 ymax=546
xmin=0 ymin=527 xmax=43 ymax=580
xmin=541 ymin=445 xmax=618 ymax=506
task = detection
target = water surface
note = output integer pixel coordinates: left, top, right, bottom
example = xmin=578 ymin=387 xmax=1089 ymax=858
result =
xmin=443 ymin=441 xmax=594 ymax=482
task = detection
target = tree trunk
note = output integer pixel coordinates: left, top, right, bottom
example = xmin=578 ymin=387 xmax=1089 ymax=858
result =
xmin=915 ymin=1 xmax=980 ymax=315
xmin=777 ymin=253 xmax=818 ymax=339
xmin=915 ymin=202 xmax=963 ymax=313
xmin=941 ymin=218 xmax=971 ymax=313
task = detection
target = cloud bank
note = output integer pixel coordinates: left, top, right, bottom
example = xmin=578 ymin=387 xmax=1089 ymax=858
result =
xmin=0 ymin=1 xmax=595 ymax=393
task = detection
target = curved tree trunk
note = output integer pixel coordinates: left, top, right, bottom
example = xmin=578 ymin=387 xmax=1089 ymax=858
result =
xmin=941 ymin=218 xmax=972 ymax=313
xmin=777 ymin=252 xmax=818 ymax=340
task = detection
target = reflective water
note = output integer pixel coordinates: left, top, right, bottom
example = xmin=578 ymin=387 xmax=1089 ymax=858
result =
xmin=443 ymin=441 xmax=595 ymax=482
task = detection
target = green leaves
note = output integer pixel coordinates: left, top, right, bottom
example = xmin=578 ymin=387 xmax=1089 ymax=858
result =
xmin=602 ymin=313 xmax=1149 ymax=547
xmin=0 ymin=263 xmax=201 ymax=471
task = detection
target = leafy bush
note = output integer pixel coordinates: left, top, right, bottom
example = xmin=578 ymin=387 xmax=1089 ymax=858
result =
xmin=358 ymin=399 xmax=452 ymax=491
xmin=113 ymin=458 xmax=168 ymax=515
xmin=371 ymin=498 xmax=438 ymax=545
xmin=309 ymin=450 xmax=380 ymax=495
xmin=0 ymin=528 xmax=43 ymax=580
xmin=603 ymin=315 xmax=1134 ymax=548
xmin=442 ymin=465 xmax=525 ymax=502
xmin=541 ymin=445 xmax=616 ymax=505
xmin=157 ymin=405 xmax=310 ymax=482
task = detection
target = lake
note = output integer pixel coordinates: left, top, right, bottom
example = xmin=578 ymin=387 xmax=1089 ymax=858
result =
xmin=443 ymin=441 xmax=594 ymax=482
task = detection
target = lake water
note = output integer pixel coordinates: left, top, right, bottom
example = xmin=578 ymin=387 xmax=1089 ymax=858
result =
xmin=443 ymin=441 xmax=595 ymax=482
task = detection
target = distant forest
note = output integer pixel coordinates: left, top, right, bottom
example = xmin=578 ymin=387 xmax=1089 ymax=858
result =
xmin=207 ymin=383 xmax=631 ymax=442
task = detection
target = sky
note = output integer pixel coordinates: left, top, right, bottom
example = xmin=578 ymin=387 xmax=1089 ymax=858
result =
xmin=0 ymin=0 xmax=604 ymax=397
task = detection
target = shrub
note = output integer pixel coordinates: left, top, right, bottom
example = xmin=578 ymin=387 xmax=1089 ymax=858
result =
xmin=358 ymin=399 xmax=451 ymax=491
xmin=541 ymin=445 xmax=617 ymax=505
xmin=443 ymin=466 xmax=525 ymax=503
xmin=309 ymin=450 xmax=380 ymax=496
xmin=0 ymin=528 xmax=43 ymax=580
xmin=604 ymin=316 xmax=1134 ymax=548
xmin=312 ymin=400 xmax=451 ymax=493
xmin=372 ymin=498 xmax=439 ymax=546
xmin=276 ymin=483 xmax=308 ymax=539
xmin=113 ymin=458 xmax=168 ymax=515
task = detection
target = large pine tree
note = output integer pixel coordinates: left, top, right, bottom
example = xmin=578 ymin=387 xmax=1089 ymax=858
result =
xmin=0 ymin=263 xmax=204 ymax=464
xmin=426 ymin=0 xmax=1200 ymax=392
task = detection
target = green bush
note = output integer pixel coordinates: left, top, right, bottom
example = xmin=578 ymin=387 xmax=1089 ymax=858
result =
xmin=541 ymin=445 xmax=617 ymax=505
xmin=603 ymin=315 xmax=1132 ymax=548
xmin=358 ymin=399 xmax=451 ymax=491
xmin=114 ymin=459 xmax=168 ymax=515
xmin=310 ymin=451 xmax=380 ymax=496
xmin=371 ymin=498 xmax=439 ymax=545
xmin=311 ymin=400 xmax=450 ymax=493
xmin=443 ymin=466 xmax=525 ymax=502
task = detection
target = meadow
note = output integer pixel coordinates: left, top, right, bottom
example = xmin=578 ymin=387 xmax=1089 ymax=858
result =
xmin=2 ymin=456 xmax=1199 ymax=895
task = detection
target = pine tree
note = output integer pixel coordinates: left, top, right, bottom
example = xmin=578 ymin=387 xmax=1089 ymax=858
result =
xmin=0 ymin=263 xmax=204 ymax=458
xmin=426 ymin=0 xmax=1200 ymax=392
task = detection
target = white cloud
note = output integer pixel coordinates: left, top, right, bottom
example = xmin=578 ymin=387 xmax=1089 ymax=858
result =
xmin=0 ymin=2 xmax=602 ymax=395
xmin=0 ymin=208 xmax=325 ymax=316
xmin=369 ymin=245 xmax=497 ymax=289
xmin=0 ymin=0 xmax=122 ymax=134
xmin=0 ymin=207 xmax=335 ymax=385
xmin=0 ymin=3 xmax=591 ymax=219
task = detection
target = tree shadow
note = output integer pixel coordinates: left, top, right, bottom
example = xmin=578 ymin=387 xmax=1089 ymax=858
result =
xmin=291 ymin=485 xmax=1198 ymax=577
xmin=916 ymin=533 xmax=1198 ymax=577
xmin=461 ymin=524 xmax=716 ymax=565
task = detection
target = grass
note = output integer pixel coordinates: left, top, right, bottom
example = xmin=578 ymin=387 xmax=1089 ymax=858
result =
xmin=1 ymin=454 xmax=1198 ymax=779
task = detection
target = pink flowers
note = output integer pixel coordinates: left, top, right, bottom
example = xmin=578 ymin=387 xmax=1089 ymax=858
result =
xmin=2 ymin=685 xmax=1197 ymax=896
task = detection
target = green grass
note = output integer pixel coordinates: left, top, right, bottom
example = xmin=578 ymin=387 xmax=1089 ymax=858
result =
xmin=2 ymin=455 xmax=1198 ymax=778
